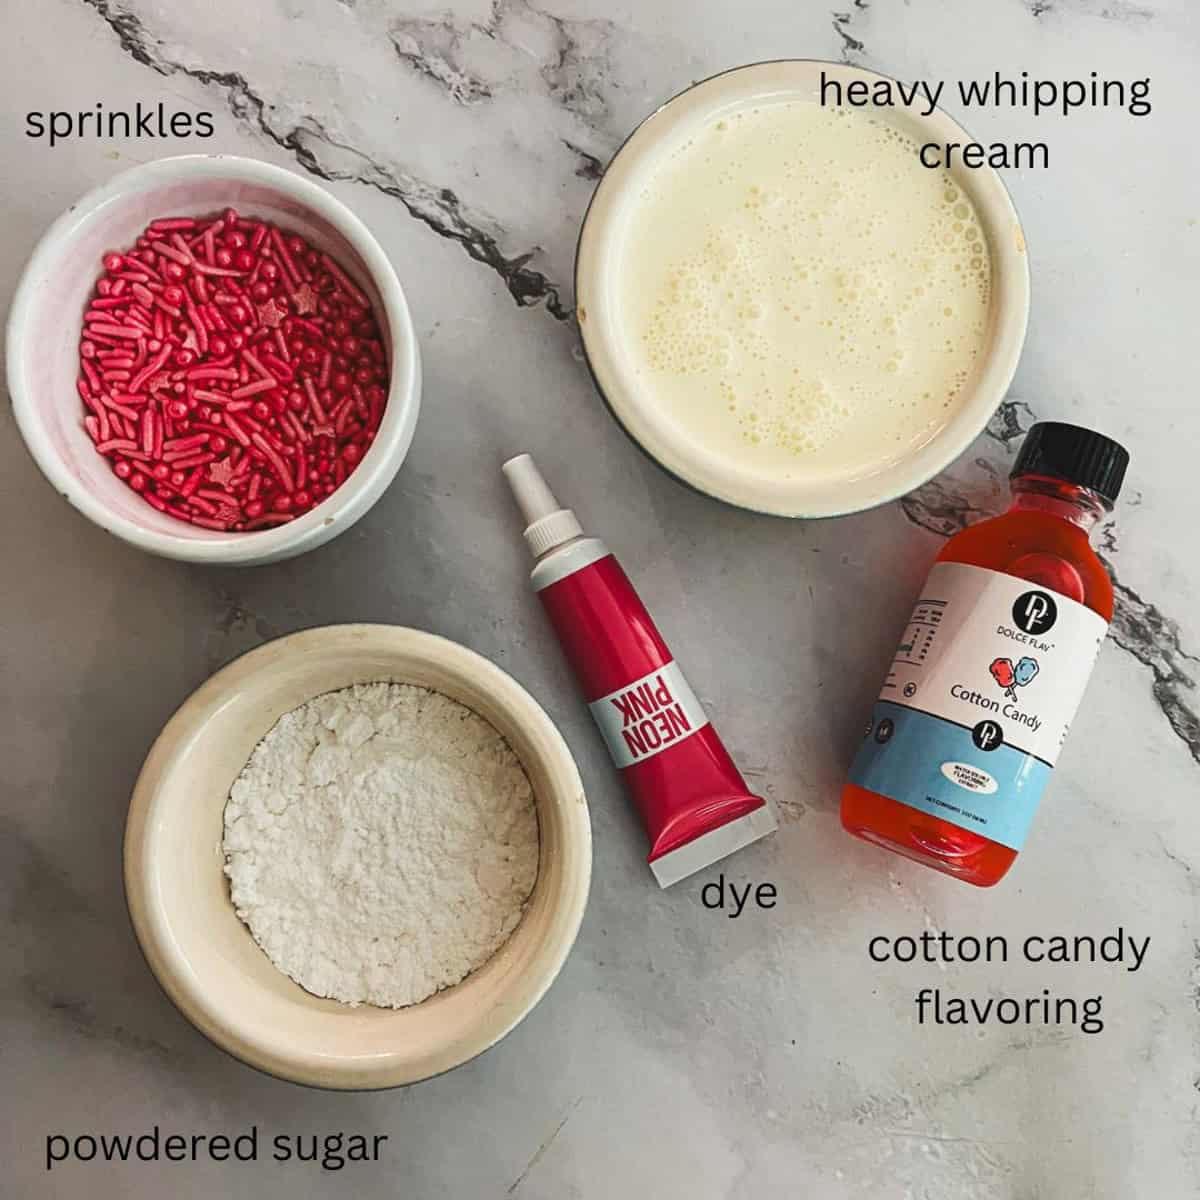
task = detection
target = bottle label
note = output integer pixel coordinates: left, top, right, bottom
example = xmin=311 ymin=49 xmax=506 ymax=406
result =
xmin=588 ymin=660 xmax=710 ymax=769
xmin=848 ymin=561 xmax=1108 ymax=850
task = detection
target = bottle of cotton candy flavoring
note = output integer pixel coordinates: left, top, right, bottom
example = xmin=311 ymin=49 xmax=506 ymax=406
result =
xmin=842 ymin=422 xmax=1130 ymax=887
xmin=503 ymin=453 xmax=776 ymax=888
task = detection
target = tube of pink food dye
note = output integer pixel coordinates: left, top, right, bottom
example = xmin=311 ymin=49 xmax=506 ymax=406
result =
xmin=503 ymin=454 xmax=776 ymax=888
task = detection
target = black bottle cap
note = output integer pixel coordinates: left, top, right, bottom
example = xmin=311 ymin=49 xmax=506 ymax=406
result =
xmin=1011 ymin=421 xmax=1129 ymax=506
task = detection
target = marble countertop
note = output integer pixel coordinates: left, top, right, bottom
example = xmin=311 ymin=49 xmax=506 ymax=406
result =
xmin=3 ymin=1 xmax=1197 ymax=1197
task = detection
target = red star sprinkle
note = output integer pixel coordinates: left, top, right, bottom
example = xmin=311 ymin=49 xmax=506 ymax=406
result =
xmin=256 ymin=297 xmax=286 ymax=328
xmin=291 ymin=283 xmax=318 ymax=315
xmin=207 ymin=458 xmax=237 ymax=487
xmin=147 ymin=372 xmax=173 ymax=393
xmin=215 ymin=502 xmax=242 ymax=525
xmin=181 ymin=329 xmax=199 ymax=353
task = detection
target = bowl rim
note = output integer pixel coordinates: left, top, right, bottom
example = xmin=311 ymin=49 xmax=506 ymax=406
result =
xmin=123 ymin=624 xmax=592 ymax=1089
xmin=6 ymin=154 xmax=421 ymax=564
xmin=574 ymin=59 xmax=1031 ymax=519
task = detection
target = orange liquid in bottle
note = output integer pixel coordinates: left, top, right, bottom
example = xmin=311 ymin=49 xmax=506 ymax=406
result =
xmin=841 ymin=474 xmax=1115 ymax=886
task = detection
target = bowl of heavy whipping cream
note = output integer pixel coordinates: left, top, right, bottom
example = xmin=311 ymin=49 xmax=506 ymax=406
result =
xmin=575 ymin=61 xmax=1030 ymax=517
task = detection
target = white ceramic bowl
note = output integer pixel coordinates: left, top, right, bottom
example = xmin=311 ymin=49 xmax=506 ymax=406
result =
xmin=576 ymin=60 xmax=1030 ymax=518
xmin=7 ymin=155 xmax=421 ymax=565
xmin=124 ymin=625 xmax=591 ymax=1089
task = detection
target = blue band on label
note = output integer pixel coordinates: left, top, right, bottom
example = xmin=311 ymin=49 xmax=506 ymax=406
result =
xmin=848 ymin=701 xmax=1050 ymax=851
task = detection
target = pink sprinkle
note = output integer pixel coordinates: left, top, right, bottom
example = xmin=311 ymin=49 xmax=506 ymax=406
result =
xmin=191 ymin=388 xmax=231 ymax=405
xmin=101 ymin=394 xmax=140 ymax=421
xmin=302 ymin=377 xmax=328 ymax=423
xmin=241 ymin=348 xmax=275 ymax=381
xmin=244 ymin=513 xmax=295 ymax=530
xmin=95 ymin=437 xmax=139 ymax=454
xmin=322 ymin=254 xmax=369 ymax=308
xmin=271 ymin=227 xmax=302 ymax=286
xmin=171 ymin=451 xmax=216 ymax=470
xmin=89 ymin=323 xmax=144 ymax=341
xmin=129 ymin=344 xmax=172 ymax=395
xmin=231 ymin=377 xmax=276 ymax=400
xmin=155 ymin=241 xmax=192 ymax=266
xmin=196 ymin=487 xmax=238 ymax=504
xmin=251 ymin=431 xmax=294 ymax=493
xmin=186 ymin=366 xmax=238 ymax=382
xmin=287 ymin=412 xmax=311 ymax=444
xmin=222 ymin=412 xmax=252 ymax=447
xmin=188 ymin=493 xmax=220 ymax=516
xmin=165 ymin=434 xmax=211 ymax=455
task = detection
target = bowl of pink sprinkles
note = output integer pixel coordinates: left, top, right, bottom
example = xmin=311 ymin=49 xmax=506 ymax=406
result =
xmin=8 ymin=155 xmax=420 ymax=565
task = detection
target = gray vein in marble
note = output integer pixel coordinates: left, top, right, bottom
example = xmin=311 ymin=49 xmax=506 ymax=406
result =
xmin=1024 ymin=0 xmax=1153 ymax=20
xmin=1105 ymin=573 xmax=1200 ymax=765
xmin=563 ymin=138 xmax=606 ymax=181
xmin=3 ymin=815 xmax=92 ymax=925
xmin=507 ymin=1096 xmax=583 ymax=1196
xmin=1192 ymin=941 xmax=1200 ymax=1015
xmin=83 ymin=0 xmax=573 ymax=319
xmin=1156 ymin=837 xmax=1200 ymax=893
xmin=899 ymin=479 xmax=992 ymax=538
xmin=832 ymin=11 xmax=866 ymax=63
xmin=3 ymin=817 xmax=175 ymax=1062
xmin=389 ymin=2 xmax=615 ymax=129
xmin=390 ymin=19 xmax=494 ymax=106
xmin=832 ymin=1 xmax=871 ymax=63
xmin=28 ymin=979 xmax=174 ymax=1063
xmin=902 ymin=401 xmax=1200 ymax=767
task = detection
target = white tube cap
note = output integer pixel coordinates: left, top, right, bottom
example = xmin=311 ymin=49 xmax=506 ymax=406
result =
xmin=503 ymin=454 xmax=584 ymax=559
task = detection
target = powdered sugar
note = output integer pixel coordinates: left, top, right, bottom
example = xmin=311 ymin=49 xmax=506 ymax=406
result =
xmin=222 ymin=682 xmax=539 ymax=1008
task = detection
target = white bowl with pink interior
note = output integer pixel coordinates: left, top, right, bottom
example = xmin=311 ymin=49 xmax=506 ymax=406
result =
xmin=7 ymin=155 xmax=420 ymax=566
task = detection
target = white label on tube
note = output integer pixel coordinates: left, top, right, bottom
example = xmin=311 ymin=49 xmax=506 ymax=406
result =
xmin=588 ymin=660 xmax=710 ymax=769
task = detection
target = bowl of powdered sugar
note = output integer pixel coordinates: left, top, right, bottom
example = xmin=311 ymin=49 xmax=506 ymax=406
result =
xmin=124 ymin=624 xmax=591 ymax=1088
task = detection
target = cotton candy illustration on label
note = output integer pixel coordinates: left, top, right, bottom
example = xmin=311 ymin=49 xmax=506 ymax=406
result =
xmin=989 ymin=655 xmax=1040 ymax=700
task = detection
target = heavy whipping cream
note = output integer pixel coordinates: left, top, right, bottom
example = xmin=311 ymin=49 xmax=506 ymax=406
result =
xmin=616 ymin=100 xmax=993 ymax=483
